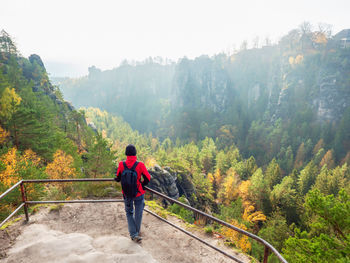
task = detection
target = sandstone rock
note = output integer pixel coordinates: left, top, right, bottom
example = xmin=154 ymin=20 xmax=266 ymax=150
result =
xmin=147 ymin=165 xmax=196 ymax=207
xmin=148 ymin=165 xmax=179 ymax=200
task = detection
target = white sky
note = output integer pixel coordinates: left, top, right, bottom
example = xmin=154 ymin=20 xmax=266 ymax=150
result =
xmin=1 ymin=0 xmax=350 ymax=76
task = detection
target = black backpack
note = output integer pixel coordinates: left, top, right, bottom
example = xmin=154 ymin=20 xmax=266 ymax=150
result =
xmin=121 ymin=161 xmax=139 ymax=198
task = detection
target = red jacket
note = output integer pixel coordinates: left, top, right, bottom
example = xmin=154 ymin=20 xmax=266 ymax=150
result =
xmin=115 ymin=156 xmax=151 ymax=197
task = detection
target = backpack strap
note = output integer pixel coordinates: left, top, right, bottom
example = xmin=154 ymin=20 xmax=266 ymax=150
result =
xmin=123 ymin=161 xmax=139 ymax=170
xmin=131 ymin=161 xmax=139 ymax=171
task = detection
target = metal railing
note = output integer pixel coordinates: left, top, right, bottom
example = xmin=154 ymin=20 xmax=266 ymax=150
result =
xmin=0 ymin=179 xmax=287 ymax=263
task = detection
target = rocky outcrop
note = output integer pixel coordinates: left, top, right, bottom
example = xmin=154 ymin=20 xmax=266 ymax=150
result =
xmin=175 ymin=172 xmax=195 ymax=202
xmin=172 ymin=56 xmax=231 ymax=113
xmin=147 ymin=165 xmax=195 ymax=204
xmin=315 ymin=74 xmax=350 ymax=121
xmin=147 ymin=165 xmax=179 ymax=200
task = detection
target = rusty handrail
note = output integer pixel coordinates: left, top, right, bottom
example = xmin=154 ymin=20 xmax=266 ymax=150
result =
xmin=0 ymin=180 xmax=24 ymax=228
xmin=0 ymin=179 xmax=287 ymax=263
xmin=0 ymin=203 xmax=25 ymax=228
xmin=144 ymin=186 xmax=287 ymax=263
xmin=0 ymin=180 xmax=22 ymax=200
xmin=144 ymin=208 xmax=245 ymax=263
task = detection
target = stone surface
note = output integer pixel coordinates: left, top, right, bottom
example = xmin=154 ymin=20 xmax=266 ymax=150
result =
xmin=147 ymin=165 xmax=196 ymax=205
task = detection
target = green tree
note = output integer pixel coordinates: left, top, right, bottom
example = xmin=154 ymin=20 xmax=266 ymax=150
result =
xmin=298 ymin=161 xmax=318 ymax=195
xmin=283 ymin=189 xmax=350 ymax=262
xmin=199 ymin=137 xmax=216 ymax=174
xmin=252 ymin=212 xmax=291 ymax=262
xmin=314 ymin=164 xmax=349 ymax=196
xmin=249 ymin=168 xmax=271 ymax=214
xmin=270 ymin=176 xmax=298 ymax=223
xmin=265 ymin=158 xmax=282 ymax=189
xmin=84 ymin=134 xmax=116 ymax=178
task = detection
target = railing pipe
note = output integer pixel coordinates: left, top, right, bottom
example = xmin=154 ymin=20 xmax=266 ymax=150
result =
xmin=26 ymin=199 xmax=124 ymax=204
xmin=23 ymin=178 xmax=114 ymax=183
xmin=145 ymin=208 xmax=245 ymax=263
xmin=0 ymin=203 xmax=25 ymax=228
xmin=0 ymin=180 xmax=22 ymax=201
xmin=144 ymin=186 xmax=287 ymax=263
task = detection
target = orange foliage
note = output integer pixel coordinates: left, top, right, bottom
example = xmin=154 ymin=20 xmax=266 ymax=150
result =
xmin=0 ymin=148 xmax=42 ymax=198
xmin=0 ymin=125 xmax=10 ymax=144
xmin=312 ymin=32 xmax=328 ymax=44
xmin=238 ymin=180 xmax=251 ymax=207
xmin=313 ymin=139 xmax=324 ymax=155
xmin=320 ymin=150 xmax=335 ymax=169
xmin=219 ymin=168 xmax=240 ymax=204
xmin=222 ymin=219 xmax=251 ymax=253
xmin=242 ymin=205 xmax=266 ymax=224
xmin=209 ymin=168 xmax=222 ymax=192
xmin=0 ymin=148 xmax=19 ymax=187
xmin=341 ymin=151 xmax=350 ymax=166
xmin=145 ymin=157 xmax=157 ymax=168
xmin=238 ymin=180 xmax=266 ymax=227
xmin=46 ymin=150 xmax=76 ymax=180
xmin=23 ymin=149 xmax=41 ymax=166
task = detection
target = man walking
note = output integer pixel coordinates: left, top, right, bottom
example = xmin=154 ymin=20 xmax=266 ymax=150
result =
xmin=115 ymin=144 xmax=151 ymax=242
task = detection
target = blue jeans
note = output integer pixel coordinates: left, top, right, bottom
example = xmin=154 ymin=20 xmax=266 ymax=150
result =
xmin=124 ymin=194 xmax=145 ymax=238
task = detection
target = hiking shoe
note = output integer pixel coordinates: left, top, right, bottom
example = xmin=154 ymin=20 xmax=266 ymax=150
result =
xmin=132 ymin=236 xmax=142 ymax=243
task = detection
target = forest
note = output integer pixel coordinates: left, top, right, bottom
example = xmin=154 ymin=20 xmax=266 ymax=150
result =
xmin=55 ymin=23 xmax=350 ymax=168
xmin=84 ymin=106 xmax=350 ymax=263
xmin=1 ymin=24 xmax=350 ymax=263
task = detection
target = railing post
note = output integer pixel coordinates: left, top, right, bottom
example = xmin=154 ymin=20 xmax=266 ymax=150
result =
xmin=20 ymin=182 xmax=29 ymax=222
xmin=263 ymin=245 xmax=270 ymax=263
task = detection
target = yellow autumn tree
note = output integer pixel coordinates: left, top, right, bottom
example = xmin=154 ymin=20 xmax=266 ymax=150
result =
xmin=46 ymin=150 xmax=76 ymax=180
xmin=46 ymin=150 xmax=77 ymax=194
xmin=239 ymin=180 xmax=267 ymax=228
xmin=0 ymin=148 xmax=42 ymax=188
xmin=0 ymin=125 xmax=10 ymax=144
xmin=218 ymin=168 xmax=240 ymax=204
xmin=145 ymin=157 xmax=157 ymax=168
xmin=0 ymin=87 xmax=22 ymax=119
xmin=312 ymin=32 xmax=328 ymax=44
xmin=313 ymin=139 xmax=324 ymax=155
xmin=320 ymin=150 xmax=335 ymax=169
xmin=341 ymin=151 xmax=350 ymax=166
xmin=222 ymin=219 xmax=251 ymax=253
xmin=242 ymin=205 xmax=266 ymax=224
xmin=23 ymin=149 xmax=41 ymax=166
xmin=208 ymin=168 xmax=222 ymax=195
xmin=238 ymin=180 xmax=252 ymax=207
xmin=0 ymin=147 xmax=19 ymax=187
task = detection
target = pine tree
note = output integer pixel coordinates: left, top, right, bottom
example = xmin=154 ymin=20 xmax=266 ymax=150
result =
xmin=84 ymin=134 xmax=115 ymax=178
xmin=265 ymin=158 xmax=282 ymax=189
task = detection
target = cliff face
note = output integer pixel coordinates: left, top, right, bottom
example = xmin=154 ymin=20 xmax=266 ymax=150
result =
xmin=172 ymin=56 xmax=232 ymax=113
xmin=147 ymin=165 xmax=195 ymax=204
xmin=315 ymin=73 xmax=350 ymax=121
xmin=269 ymin=60 xmax=350 ymax=123
xmin=148 ymin=165 xmax=179 ymax=200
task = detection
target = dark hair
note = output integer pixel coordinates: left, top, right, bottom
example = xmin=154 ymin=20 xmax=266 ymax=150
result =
xmin=125 ymin=144 xmax=137 ymax=156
